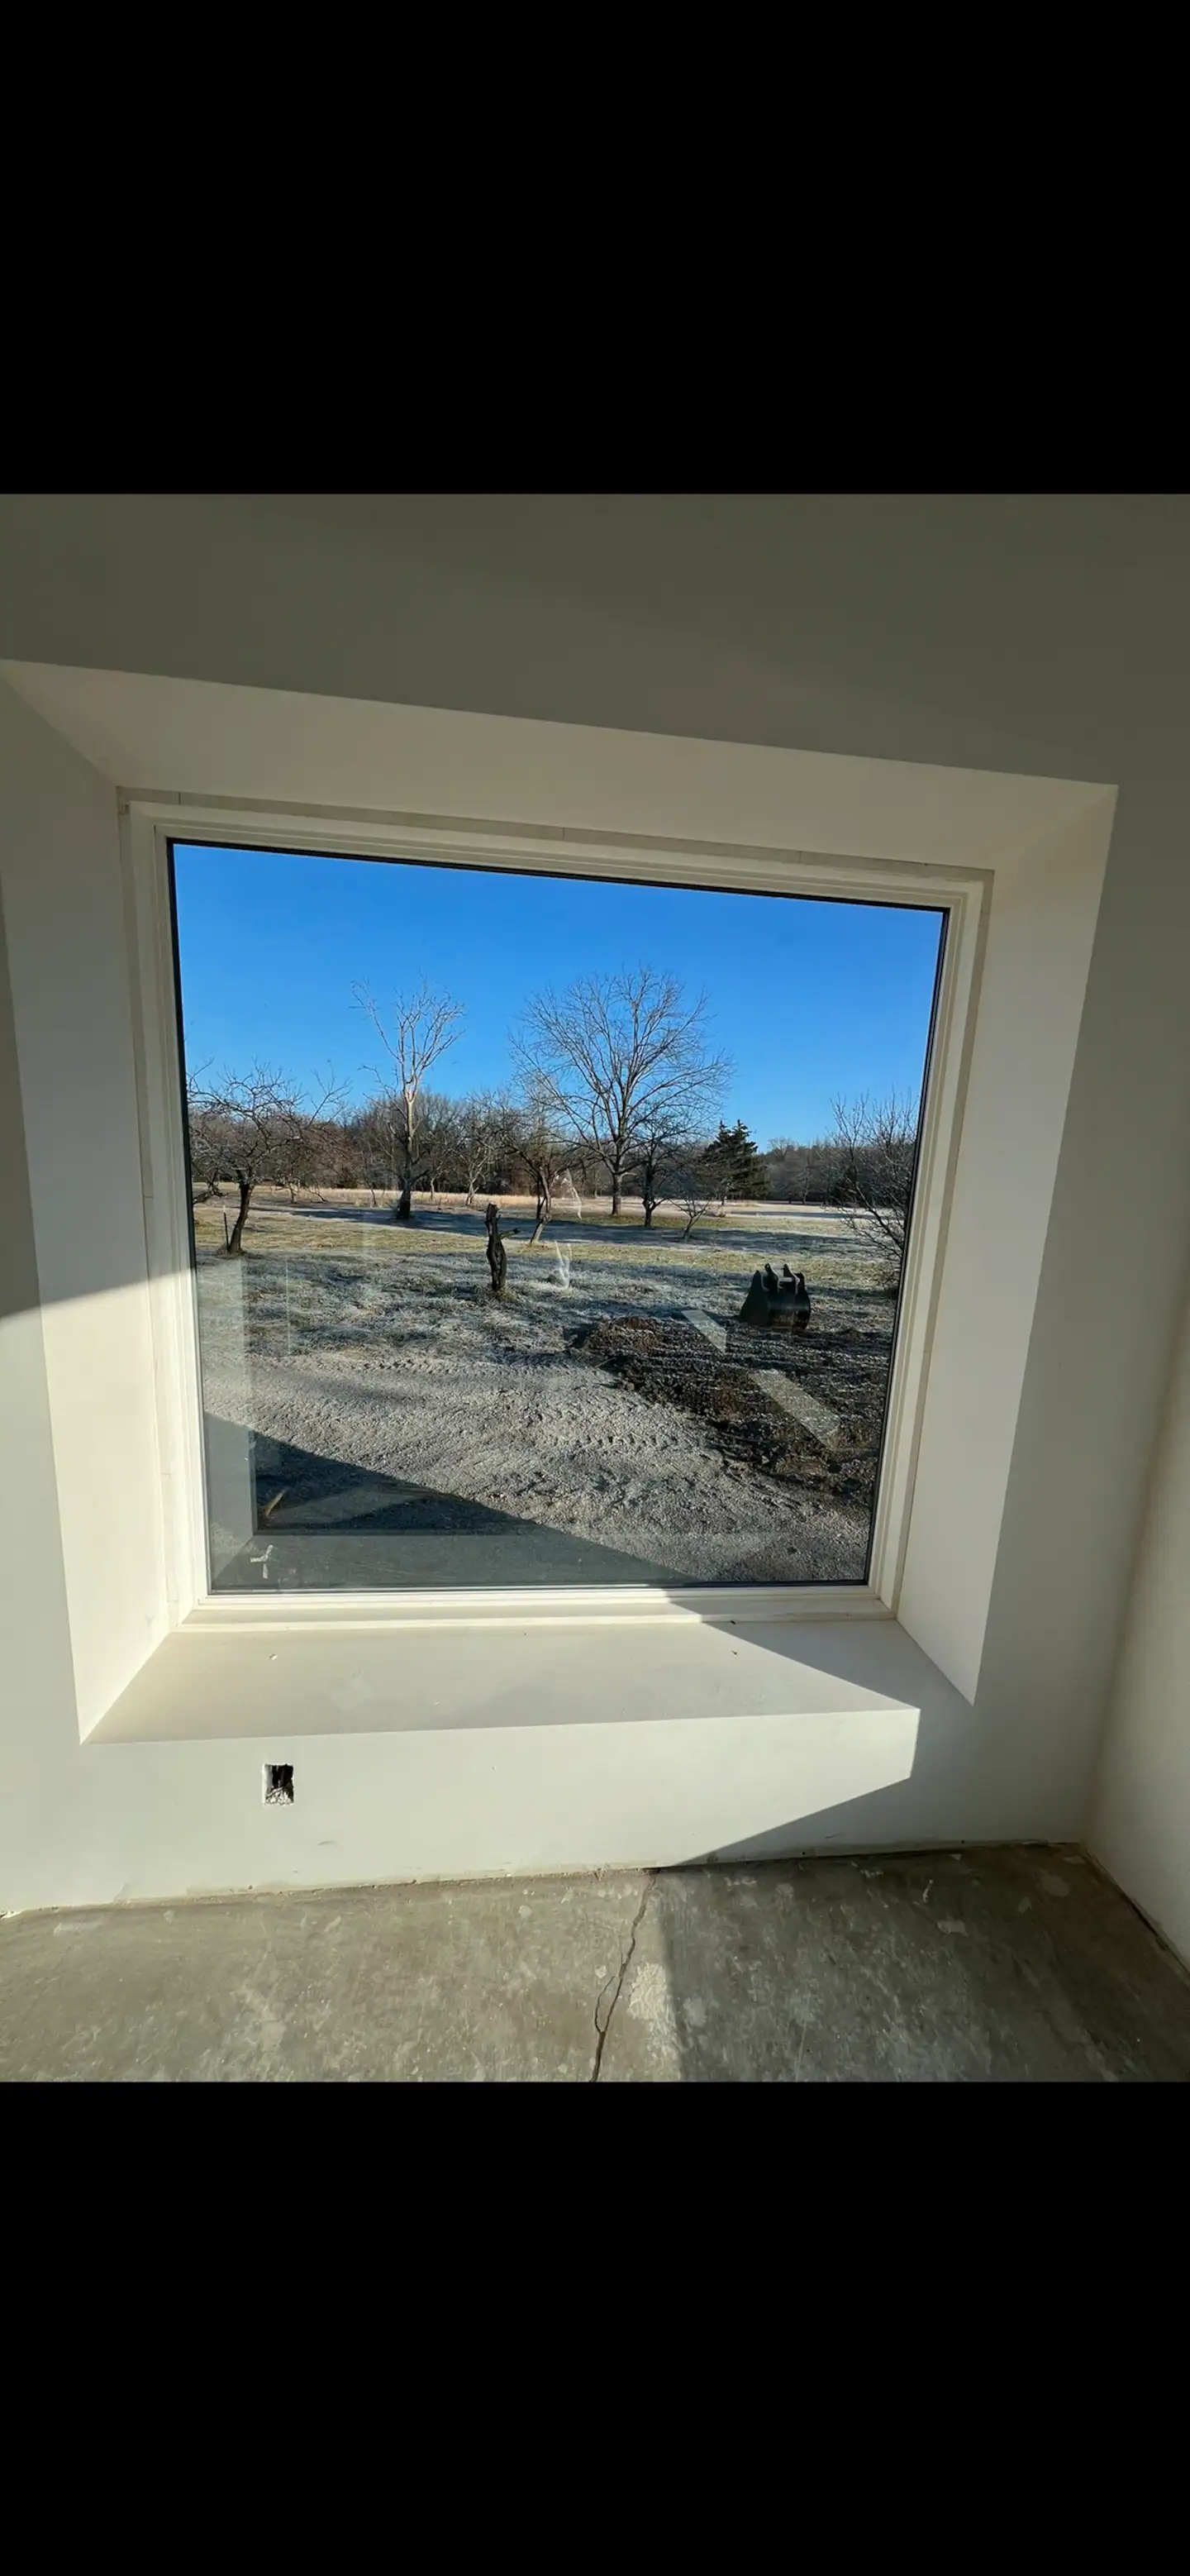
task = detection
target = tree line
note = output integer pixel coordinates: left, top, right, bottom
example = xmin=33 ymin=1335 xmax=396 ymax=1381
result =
xmin=187 ymin=966 xmax=919 ymax=1257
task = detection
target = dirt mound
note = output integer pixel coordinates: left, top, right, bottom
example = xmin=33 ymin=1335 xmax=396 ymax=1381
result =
xmin=574 ymin=1314 xmax=882 ymax=1505
xmin=726 ymin=1321 xmax=891 ymax=1433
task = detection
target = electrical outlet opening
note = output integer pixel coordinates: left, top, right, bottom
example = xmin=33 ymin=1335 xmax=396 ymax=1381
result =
xmin=263 ymin=1763 xmax=294 ymax=1806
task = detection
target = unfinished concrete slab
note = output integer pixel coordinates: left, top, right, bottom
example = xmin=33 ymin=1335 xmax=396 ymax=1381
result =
xmin=2 ymin=1848 xmax=1188 ymax=2082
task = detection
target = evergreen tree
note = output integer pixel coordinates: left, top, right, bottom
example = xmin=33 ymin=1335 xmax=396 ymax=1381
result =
xmin=701 ymin=1119 xmax=766 ymax=1200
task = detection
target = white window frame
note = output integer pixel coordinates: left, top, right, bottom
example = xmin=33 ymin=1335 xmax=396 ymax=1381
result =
xmin=123 ymin=794 xmax=988 ymax=1639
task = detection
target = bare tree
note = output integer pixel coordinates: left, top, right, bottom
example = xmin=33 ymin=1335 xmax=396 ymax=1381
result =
xmin=415 ymin=1090 xmax=464 ymax=1205
xmin=343 ymin=1093 xmax=402 ymax=1204
xmin=633 ymin=1119 xmax=683 ymax=1228
xmin=668 ymin=1140 xmax=729 ymax=1241
xmin=512 ymin=966 xmax=730 ymax=1218
xmin=456 ymin=1090 xmax=504 ymax=1208
xmin=355 ymin=980 xmax=464 ymax=1220
xmin=484 ymin=1202 xmax=507 ymax=1298
xmin=274 ymin=1113 xmax=328 ymax=1203
xmin=830 ymin=1090 xmax=920 ymax=1263
xmin=764 ymin=1134 xmax=849 ymax=1207
xmin=186 ymin=1070 xmax=229 ymax=1201
xmin=190 ymin=1065 xmax=343 ymax=1255
xmin=509 ymin=1088 xmax=568 ymax=1244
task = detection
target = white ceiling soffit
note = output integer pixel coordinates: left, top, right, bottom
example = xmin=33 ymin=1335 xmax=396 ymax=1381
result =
xmin=0 ymin=660 xmax=1111 ymax=874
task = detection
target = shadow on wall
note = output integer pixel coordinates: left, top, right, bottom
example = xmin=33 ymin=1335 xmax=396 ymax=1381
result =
xmin=0 ymin=878 xmax=43 ymax=1334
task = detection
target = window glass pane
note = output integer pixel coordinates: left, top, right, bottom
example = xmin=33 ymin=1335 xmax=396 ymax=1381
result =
xmin=172 ymin=843 xmax=945 ymax=1592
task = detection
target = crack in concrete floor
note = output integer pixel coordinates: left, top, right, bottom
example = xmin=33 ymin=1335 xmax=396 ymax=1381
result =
xmin=2 ymin=1848 xmax=1188 ymax=2082
xmin=591 ymin=1876 xmax=655 ymax=2082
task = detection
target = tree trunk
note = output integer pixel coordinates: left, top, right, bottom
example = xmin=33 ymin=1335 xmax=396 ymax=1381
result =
xmin=485 ymin=1203 xmax=507 ymax=1296
xmin=226 ymin=1177 xmax=253 ymax=1256
xmin=528 ymin=1180 xmax=551 ymax=1246
xmin=611 ymin=1157 xmax=623 ymax=1216
xmin=643 ymin=1197 xmax=655 ymax=1228
xmin=393 ymin=1103 xmax=416 ymax=1221
xmin=682 ymin=1211 xmax=697 ymax=1241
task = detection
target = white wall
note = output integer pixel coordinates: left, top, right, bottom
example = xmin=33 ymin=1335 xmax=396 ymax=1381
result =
xmin=0 ymin=869 xmax=82 ymax=1798
xmin=0 ymin=665 xmax=1116 ymax=1699
xmin=1089 ymin=1262 xmax=1190 ymax=1960
xmin=897 ymin=799 xmax=1109 ymax=1700
xmin=0 ymin=685 xmax=167 ymax=1734
xmin=2 ymin=496 xmax=1190 ymax=1915
xmin=1 ymin=491 xmax=1187 ymax=782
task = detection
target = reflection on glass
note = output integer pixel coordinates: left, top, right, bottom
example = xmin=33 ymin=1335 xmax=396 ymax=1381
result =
xmin=174 ymin=844 xmax=945 ymax=1592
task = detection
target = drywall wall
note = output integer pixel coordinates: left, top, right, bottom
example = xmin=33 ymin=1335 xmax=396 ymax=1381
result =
xmin=1089 ymin=1262 xmax=1190 ymax=1964
xmin=2 ymin=495 xmax=1190 ymax=1905
xmin=0 ymin=874 xmax=83 ymax=1795
xmin=0 ymin=664 xmax=1099 ymax=1909
xmin=0 ymin=490 xmax=1186 ymax=783
xmin=0 ymin=661 xmax=1116 ymax=1719
xmin=0 ymin=684 xmax=167 ymax=1733
xmin=897 ymin=799 xmax=1109 ymax=1699
xmin=0 ymin=661 xmax=1099 ymax=866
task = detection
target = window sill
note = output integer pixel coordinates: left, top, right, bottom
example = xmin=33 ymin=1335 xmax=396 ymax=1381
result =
xmin=86 ymin=1596 xmax=965 ymax=1748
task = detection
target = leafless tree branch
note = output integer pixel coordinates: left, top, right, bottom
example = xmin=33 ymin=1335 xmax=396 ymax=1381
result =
xmin=829 ymin=1090 xmax=920 ymax=1265
xmin=511 ymin=966 xmax=731 ymax=1216
xmin=188 ymin=1062 xmax=345 ymax=1253
xmin=353 ymin=980 xmax=464 ymax=1219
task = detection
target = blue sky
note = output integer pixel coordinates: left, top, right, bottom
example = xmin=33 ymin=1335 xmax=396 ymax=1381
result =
xmin=172 ymin=844 xmax=944 ymax=1146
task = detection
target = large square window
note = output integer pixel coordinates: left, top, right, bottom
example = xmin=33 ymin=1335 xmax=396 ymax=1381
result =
xmin=172 ymin=842 xmax=945 ymax=1594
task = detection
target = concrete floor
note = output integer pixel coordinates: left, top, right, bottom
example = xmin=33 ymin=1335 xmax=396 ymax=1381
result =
xmin=2 ymin=1845 xmax=1189 ymax=2082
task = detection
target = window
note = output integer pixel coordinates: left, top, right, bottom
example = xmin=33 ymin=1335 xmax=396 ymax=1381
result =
xmin=171 ymin=840 xmax=945 ymax=1597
